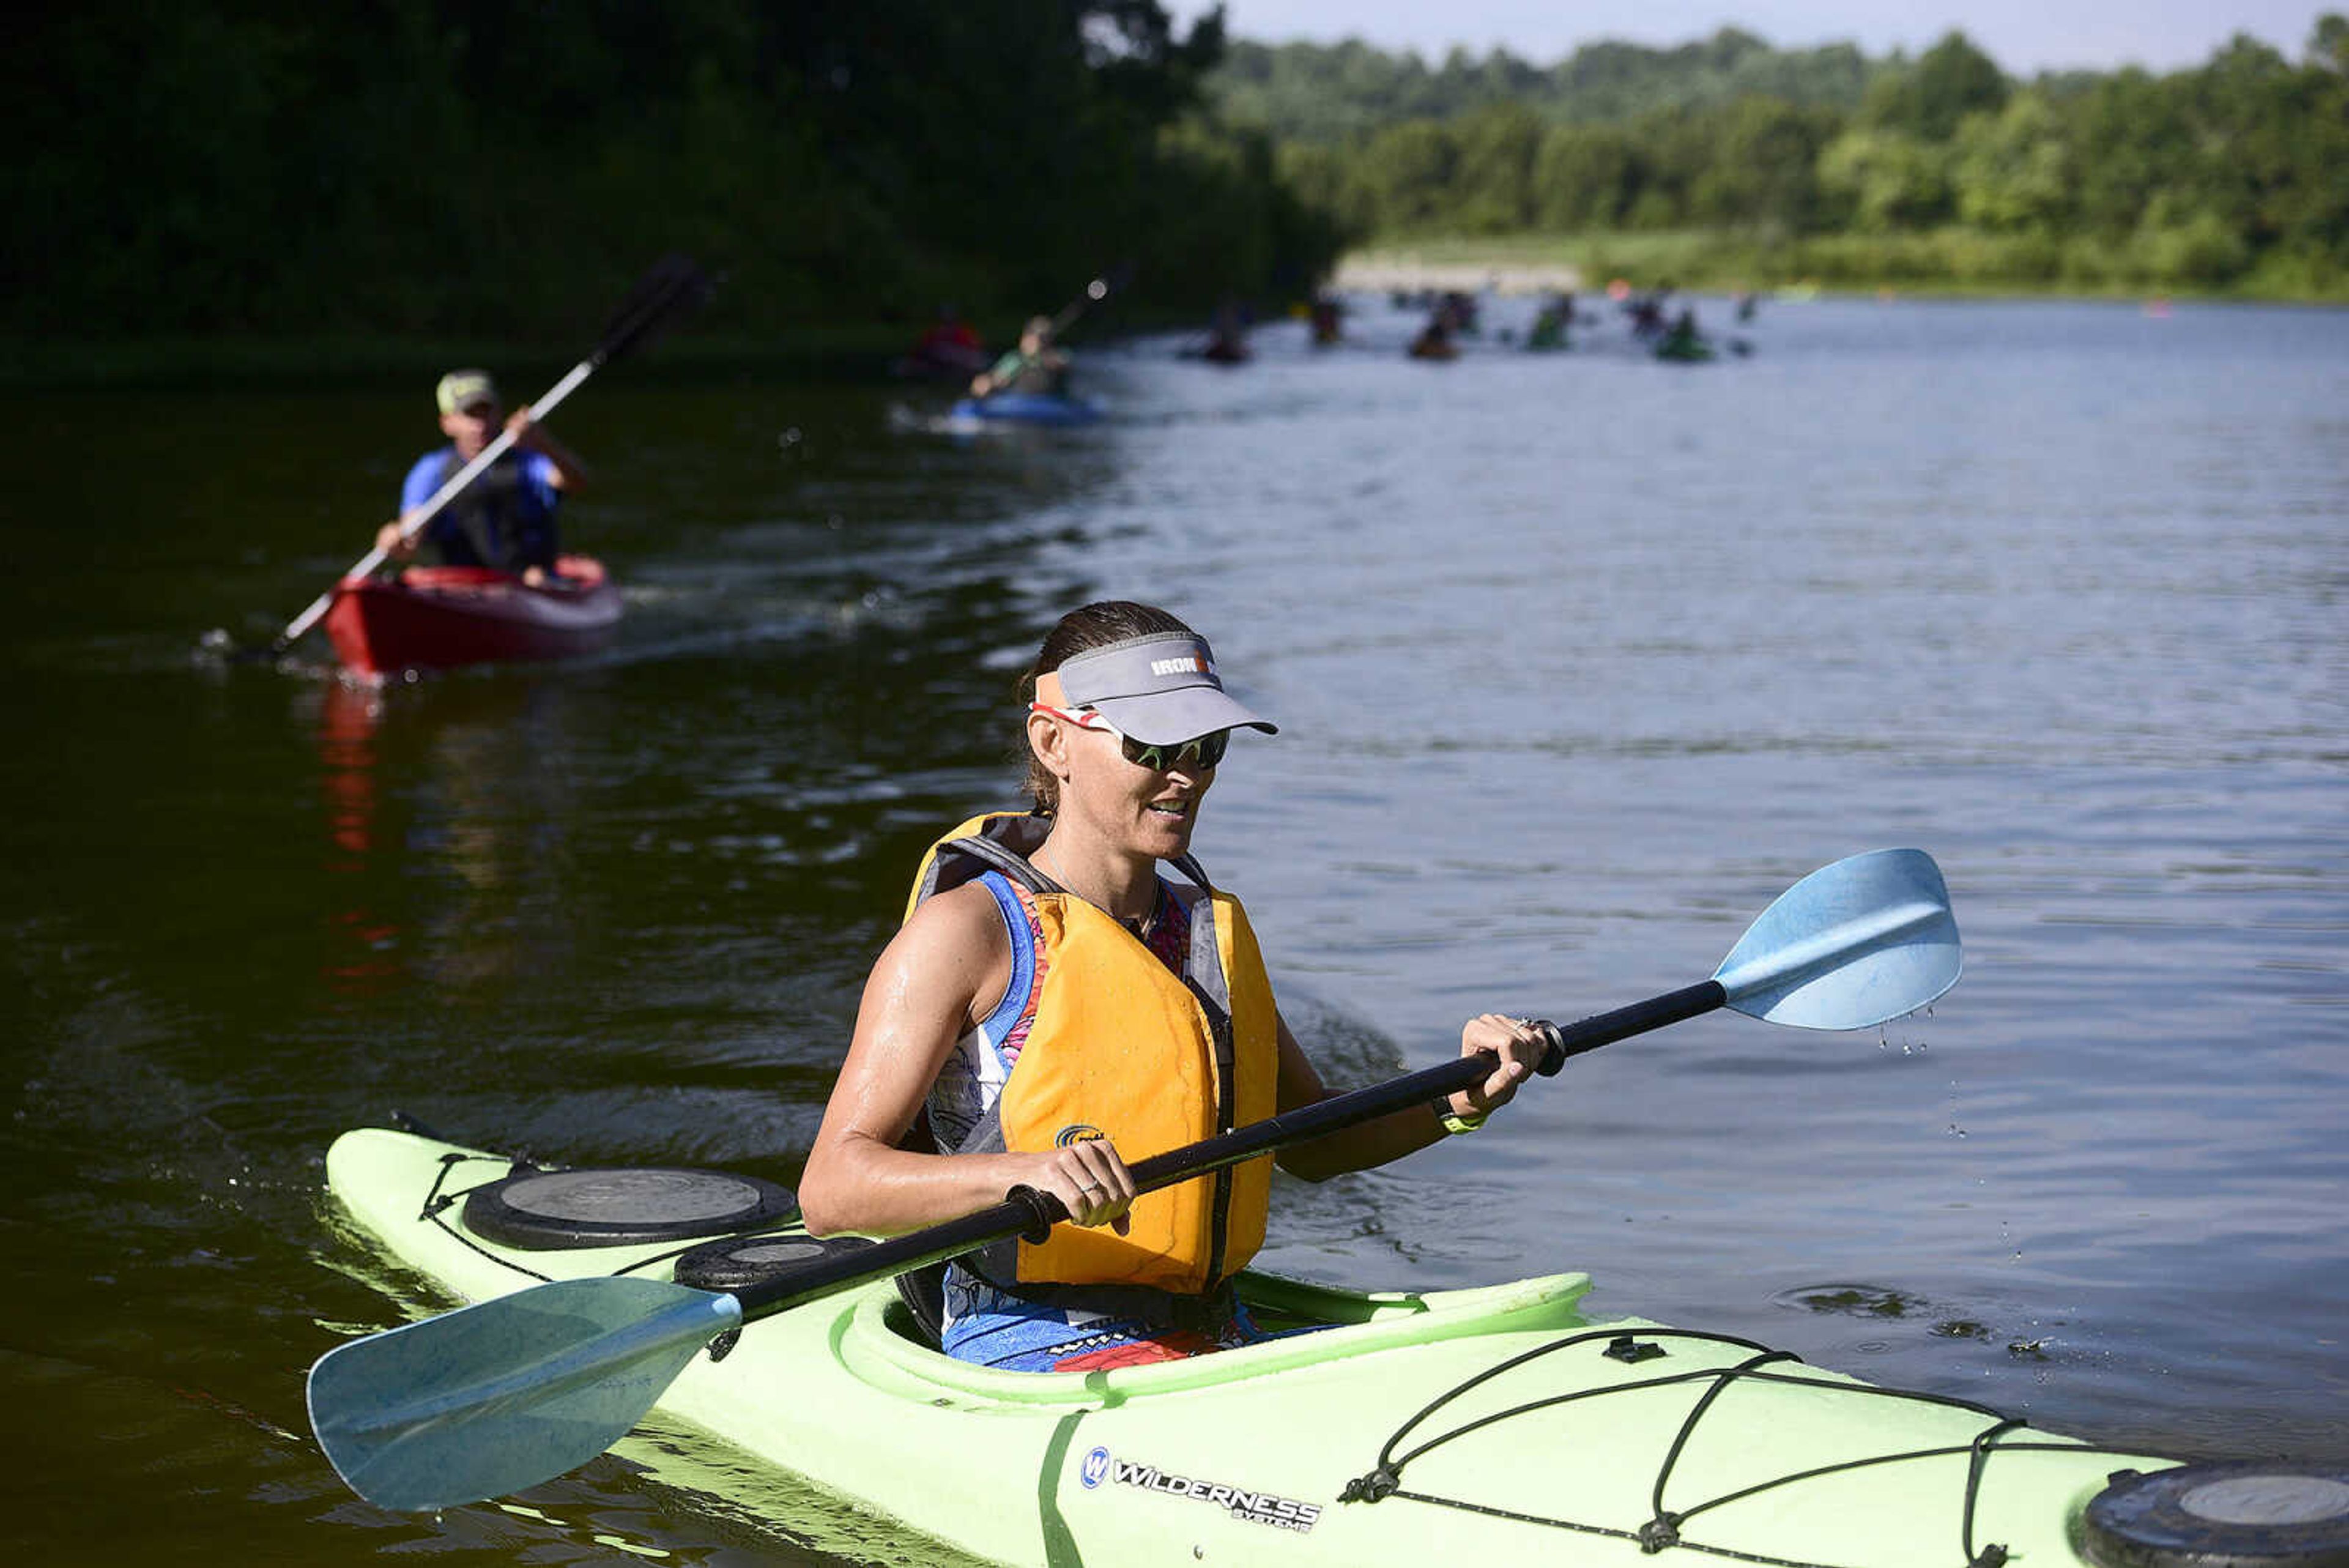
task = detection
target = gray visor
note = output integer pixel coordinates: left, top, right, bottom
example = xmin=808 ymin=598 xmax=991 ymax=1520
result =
xmin=1055 ymin=632 xmax=1279 ymax=745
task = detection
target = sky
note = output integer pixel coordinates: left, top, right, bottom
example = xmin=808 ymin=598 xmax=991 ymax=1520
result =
xmin=1171 ymin=0 xmax=2332 ymax=75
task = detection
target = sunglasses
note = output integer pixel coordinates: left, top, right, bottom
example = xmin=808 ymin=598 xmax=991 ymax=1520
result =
xmin=1030 ymin=703 xmax=1231 ymax=771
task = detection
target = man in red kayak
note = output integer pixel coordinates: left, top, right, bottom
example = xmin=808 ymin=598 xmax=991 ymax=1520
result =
xmin=374 ymin=370 xmax=587 ymax=587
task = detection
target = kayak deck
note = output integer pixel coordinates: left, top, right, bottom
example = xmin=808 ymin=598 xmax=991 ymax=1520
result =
xmin=323 ymin=554 xmax=621 ymax=678
xmin=948 ymin=392 xmax=1103 ymax=425
xmin=322 ymin=1128 xmax=2175 ymax=1567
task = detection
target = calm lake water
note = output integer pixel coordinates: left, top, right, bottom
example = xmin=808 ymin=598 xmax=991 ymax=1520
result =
xmin=2 ymin=292 xmax=2343 ymax=1562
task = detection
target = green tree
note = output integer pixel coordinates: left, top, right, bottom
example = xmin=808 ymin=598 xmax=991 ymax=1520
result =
xmin=1863 ymin=31 xmax=2009 ymax=140
xmin=1817 ymin=128 xmax=1954 ymax=230
xmin=1689 ymin=96 xmax=1838 ymax=229
xmin=1531 ymin=124 xmax=1642 ymax=228
xmin=2066 ymin=69 xmax=2192 ymax=236
xmin=2136 ymin=205 xmax=2252 ymax=286
xmin=1450 ymin=103 xmax=1545 ymax=232
xmin=1275 ymin=141 xmax=1373 ymax=241
xmin=1952 ymin=92 xmax=2075 ymax=232
xmin=2315 ymin=12 xmax=2349 ymax=71
xmin=1355 ymin=119 xmax=1460 ymax=233
xmin=1615 ymin=103 xmax=1711 ymax=228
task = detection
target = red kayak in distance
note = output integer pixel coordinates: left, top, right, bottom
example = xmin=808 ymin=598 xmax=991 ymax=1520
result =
xmin=323 ymin=555 xmax=621 ymax=680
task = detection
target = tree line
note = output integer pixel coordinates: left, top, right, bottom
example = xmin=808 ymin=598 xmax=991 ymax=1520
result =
xmin=12 ymin=6 xmax=2341 ymax=358
xmin=2 ymin=1 xmax=1341 ymax=350
xmin=1211 ymin=23 xmax=2349 ymax=295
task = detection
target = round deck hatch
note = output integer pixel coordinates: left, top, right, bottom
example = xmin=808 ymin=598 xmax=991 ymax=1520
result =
xmin=2084 ymin=1463 xmax=2349 ymax=1568
xmin=462 ymin=1165 xmax=796 ymax=1250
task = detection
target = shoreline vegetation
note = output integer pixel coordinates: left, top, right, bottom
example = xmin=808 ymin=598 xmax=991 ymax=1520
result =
xmin=7 ymin=5 xmax=2345 ymax=390
xmin=1332 ymin=232 xmax=2349 ymax=304
xmin=1225 ymin=22 xmax=2349 ymax=306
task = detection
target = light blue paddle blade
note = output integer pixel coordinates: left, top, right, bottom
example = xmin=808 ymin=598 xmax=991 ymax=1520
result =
xmin=308 ymin=1274 xmax=744 ymax=1512
xmin=1710 ymin=849 xmax=1961 ymax=1030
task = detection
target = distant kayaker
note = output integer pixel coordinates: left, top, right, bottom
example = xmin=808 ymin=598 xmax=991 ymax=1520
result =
xmin=1308 ymin=293 xmax=1343 ymax=345
xmin=1527 ymin=294 xmax=1572 ymax=351
xmin=1627 ymin=289 xmax=1670 ymax=338
xmin=800 ymin=600 xmax=1549 ymax=1372
xmin=1657 ymin=308 xmax=1709 ymax=360
xmin=896 ymin=305 xmax=989 ymax=379
xmin=374 ymin=370 xmax=586 ymax=587
xmin=1408 ymin=313 xmax=1458 ymax=360
xmin=1195 ymin=300 xmax=1251 ymax=364
xmin=968 ymin=316 xmax=1071 ymax=399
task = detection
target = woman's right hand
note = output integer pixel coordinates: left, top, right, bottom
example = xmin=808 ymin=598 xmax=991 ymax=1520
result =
xmin=1019 ymin=1139 xmax=1135 ymax=1235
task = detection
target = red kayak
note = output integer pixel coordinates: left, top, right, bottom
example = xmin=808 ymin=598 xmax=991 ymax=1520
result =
xmin=323 ymin=555 xmax=621 ymax=679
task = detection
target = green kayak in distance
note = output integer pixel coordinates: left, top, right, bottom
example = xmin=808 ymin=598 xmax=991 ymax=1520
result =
xmin=318 ymin=1127 xmax=2341 ymax=1568
xmin=1653 ymin=336 xmax=1716 ymax=362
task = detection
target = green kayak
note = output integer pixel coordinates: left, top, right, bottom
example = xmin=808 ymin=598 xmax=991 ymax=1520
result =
xmin=316 ymin=1124 xmax=2345 ymax=1568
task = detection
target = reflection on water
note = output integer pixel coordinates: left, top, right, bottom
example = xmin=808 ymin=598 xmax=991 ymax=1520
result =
xmin=315 ymin=680 xmax=400 ymax=997
xmin=308 ymin=675 xmax=596 ymax=1000
xmin=0 ymin=297 xmax=2343 ymax=1562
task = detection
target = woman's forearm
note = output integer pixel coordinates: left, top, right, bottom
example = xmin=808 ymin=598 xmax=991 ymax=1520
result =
xmin=1274 ymin=1099 xmax=1449 ymax=1182
xmin=799 ymin=1133 xmax=1039 ymax=1238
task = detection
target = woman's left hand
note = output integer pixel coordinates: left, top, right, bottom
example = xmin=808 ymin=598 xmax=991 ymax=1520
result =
xmin=1442 ymin=1013 xmax=1551 ymax=1120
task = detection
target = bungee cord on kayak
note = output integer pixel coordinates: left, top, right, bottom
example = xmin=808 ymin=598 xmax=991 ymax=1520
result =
xmin=1337 ymin=1323 xmax=2177 ymax=1568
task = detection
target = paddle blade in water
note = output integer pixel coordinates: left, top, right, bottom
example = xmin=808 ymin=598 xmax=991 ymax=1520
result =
xmin=308 ymin=1275 xmax=742 ymax=1511
xmin=1710 ymin=849 xmax=1960 ymax=1030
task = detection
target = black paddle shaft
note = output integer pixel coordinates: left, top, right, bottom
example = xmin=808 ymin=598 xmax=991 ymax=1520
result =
xmin=1535 ymin=980 xmax=1727 ymax=1072
xmin=727 ymin=980 xmax=1727 ymax=1326
xmin=590 ymin=253 xmax=714 ymax=366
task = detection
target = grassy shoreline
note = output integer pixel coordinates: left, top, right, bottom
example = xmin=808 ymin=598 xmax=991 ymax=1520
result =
xmin=1338 ymin=230 xmax=2349 ymax=303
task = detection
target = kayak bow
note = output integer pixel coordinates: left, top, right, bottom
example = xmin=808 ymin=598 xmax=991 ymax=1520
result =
xmin=322 ymin=554 xmax=620 ymax=678
xmin=948 ymin=392 xmax=1104 ymax=426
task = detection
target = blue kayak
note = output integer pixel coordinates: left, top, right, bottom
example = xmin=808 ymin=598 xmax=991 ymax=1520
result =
xmin=950 ymin=392 xmax=1104 ymax=425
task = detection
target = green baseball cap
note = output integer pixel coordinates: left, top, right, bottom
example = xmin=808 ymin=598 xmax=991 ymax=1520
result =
xmin=434 ymin=370 xmax=498 ymax=415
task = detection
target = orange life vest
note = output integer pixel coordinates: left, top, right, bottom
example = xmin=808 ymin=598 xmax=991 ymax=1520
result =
xmin=904 ymin=812 xmax=1280 ymax=1295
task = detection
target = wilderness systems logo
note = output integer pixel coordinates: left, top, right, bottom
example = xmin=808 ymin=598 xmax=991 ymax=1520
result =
xmin=1078 ymin=1445 xmax=1321 ymax=1533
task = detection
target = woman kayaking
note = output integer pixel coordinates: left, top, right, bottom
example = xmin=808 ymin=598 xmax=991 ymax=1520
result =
xmin=798 ymin=600 xmax=1550 ymax=1372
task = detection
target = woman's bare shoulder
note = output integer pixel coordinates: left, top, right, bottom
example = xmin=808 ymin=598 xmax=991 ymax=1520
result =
xmin=876 ymin=880 xmax=1013 ymax=990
